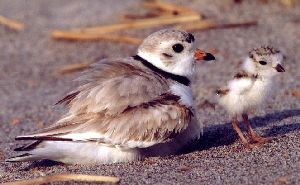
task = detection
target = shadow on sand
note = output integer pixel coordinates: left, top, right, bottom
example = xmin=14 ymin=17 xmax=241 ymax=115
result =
xmin=183 ymin=108 xmax=300 ymax=153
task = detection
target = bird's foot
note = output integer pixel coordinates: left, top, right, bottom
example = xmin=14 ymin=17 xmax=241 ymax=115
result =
xmin=250 ymin=133 xmax=273 ymax=144
xmin=243 ymin=135 xmax=272 ymax=149
xmin=244 ymin=141 xmax=267 ymax=149
xmin=244 ymin=143 xmax=258 ymax=149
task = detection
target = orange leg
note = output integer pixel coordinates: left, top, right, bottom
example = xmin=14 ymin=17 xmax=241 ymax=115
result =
xmin=242 ymin=113 xmax=272 ymax=145
xmin=232 ymin=115 xmax=250 ymax=148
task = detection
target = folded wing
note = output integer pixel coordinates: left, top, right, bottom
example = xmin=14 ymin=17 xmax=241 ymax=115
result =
xmin=16 ymin=58 xmax=193 ymax=148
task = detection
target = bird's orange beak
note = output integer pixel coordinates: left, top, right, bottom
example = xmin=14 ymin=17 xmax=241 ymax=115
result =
xmin=194 ymin=49 xmax=216 ymax=61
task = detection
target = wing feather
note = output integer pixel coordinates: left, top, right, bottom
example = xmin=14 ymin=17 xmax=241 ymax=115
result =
xmin=17 ymin=93 xmax=192 ymax=148
xmin=16 ymin=58 xmax=193 ymax=148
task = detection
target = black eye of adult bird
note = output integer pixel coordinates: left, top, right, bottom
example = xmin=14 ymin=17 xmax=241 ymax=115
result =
xmin=259 ymin=60 xmax=267 ymax=65
xmin=172 ymin=43 xmax=184 ymax=53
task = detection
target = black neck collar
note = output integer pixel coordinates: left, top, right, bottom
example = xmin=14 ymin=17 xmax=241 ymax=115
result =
xmin=133 ymin=55 xmax=190 ymax=86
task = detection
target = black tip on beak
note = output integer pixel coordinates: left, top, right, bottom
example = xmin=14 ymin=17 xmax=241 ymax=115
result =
xmin=203 ymin=53 xmax=216 ymax=61
xmin=275 ymin=64 xmax=285 ymax=72
xmin=194 ymin=50 xmax=216 ymax=61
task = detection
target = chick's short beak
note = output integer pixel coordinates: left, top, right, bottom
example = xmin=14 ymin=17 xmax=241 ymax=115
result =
xmin=194 ymin=49 xmax=216 ymax=61
xmin=274 ymin=64 xmax=285 ymax=72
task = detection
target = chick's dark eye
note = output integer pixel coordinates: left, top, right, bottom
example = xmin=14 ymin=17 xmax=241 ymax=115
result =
xmin=172 ymin=43 xmax=184 ymax=53
xmin=259 ymin=60 xmax=267 ymax=65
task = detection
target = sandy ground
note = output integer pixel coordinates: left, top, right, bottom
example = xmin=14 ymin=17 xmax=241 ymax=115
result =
xmin=0 ymin=0 xmax=299 ymax=184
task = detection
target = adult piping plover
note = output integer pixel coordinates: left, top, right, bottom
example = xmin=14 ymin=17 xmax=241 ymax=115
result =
xmin=7 ymin=29 xmax=215 ymax=164
xmin=216 ymin=46 xmax=285 ymax=148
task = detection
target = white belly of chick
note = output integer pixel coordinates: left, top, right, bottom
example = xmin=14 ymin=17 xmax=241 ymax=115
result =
xmin=220 ymin=79 xmax=273 ymax=115
xmin=246 ymin=79 xmax=272 ymax=108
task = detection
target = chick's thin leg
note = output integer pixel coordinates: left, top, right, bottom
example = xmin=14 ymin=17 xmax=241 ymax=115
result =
xmin=232 ymin=115 xmax=250 ymax=147
xmin=242 ymin=113 xmax=272 ymax=144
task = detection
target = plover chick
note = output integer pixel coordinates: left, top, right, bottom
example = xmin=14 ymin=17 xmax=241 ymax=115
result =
xmin=216 ymin=46 xmax=285 ymax=148
xmin=7 ymin=29 xmax=215 ymax=164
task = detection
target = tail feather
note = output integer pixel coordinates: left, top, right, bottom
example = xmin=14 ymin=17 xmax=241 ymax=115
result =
xmin=6 ymin=153 xmax=38 ymax=162
xmin=7 ymin=140 xmax=139 ymax=164
xmin=7 ymin=141 xmax=45 ymax=162
xmin=14 ymin=141 xmax=42 ymax=151
xmin=15 ymin=135 xmax=72 ymax=141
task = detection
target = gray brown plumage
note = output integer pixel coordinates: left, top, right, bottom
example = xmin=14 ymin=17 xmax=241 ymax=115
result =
xmin=16 ymin=58 xmax=192 ymax=147
xmin=8 ymin=29 xmax=215 ymax=164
